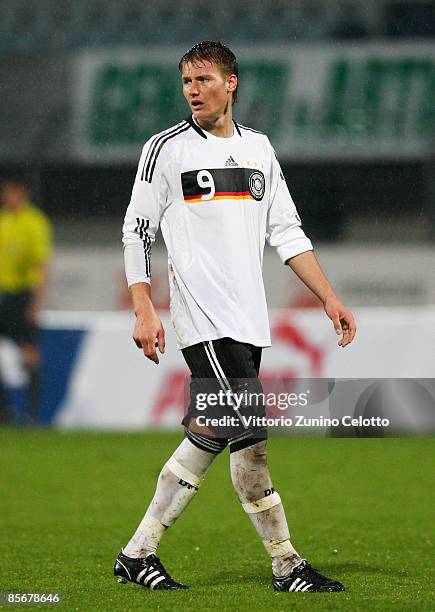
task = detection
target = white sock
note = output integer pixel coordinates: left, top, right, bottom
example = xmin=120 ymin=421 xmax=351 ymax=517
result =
xmin=123 ymin=439 xmax=216 ymax=558
xmin=230 ymin=441 xmax=301 ymax=576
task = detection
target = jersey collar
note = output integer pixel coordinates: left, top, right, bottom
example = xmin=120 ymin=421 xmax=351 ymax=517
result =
xmin=186 ymin=115 xmax=207 ymax=138
xmin=186 ymin=115 xmax=242 ymax=139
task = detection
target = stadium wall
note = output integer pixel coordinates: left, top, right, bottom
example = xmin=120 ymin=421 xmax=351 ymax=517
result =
xmin=46 ymin=245 xmax=435 ymax=310
xmin=1 ymin=308 xmax=434 ymax=429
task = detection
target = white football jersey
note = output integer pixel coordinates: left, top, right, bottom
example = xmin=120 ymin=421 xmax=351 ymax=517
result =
xmin=123 ymin=116 xmax=313 ymax=349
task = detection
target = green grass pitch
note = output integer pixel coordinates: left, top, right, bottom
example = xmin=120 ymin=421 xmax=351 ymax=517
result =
xmin=0 ymin=430 xmax=433 ymax=611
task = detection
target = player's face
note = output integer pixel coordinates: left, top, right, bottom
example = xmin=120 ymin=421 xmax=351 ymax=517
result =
xmin=181 ymin=61 xmax=236 ymax=122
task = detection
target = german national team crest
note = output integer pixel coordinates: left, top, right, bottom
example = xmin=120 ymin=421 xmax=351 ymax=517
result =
xmin=248 ymin=171 xmax=265 ymax=201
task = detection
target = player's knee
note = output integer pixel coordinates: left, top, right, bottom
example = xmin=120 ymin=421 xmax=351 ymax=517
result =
xmin=230 ymin=439 xmax=273 ymax=503
xmin=248 ymin=439 xmax=268 ymax=462
xmin=185 ymin=428 xmax=228 ymax=455
xmin=232 ymin=439 xmax=268 ymax=466
xmin=230 ymin=447 xmax=279 ymax=507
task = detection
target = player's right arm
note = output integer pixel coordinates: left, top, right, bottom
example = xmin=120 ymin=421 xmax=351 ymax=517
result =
xmin=130 ymin=282 xmax=165 ymax=364
xmin=122 ymin=136 xmax=169 ymax=363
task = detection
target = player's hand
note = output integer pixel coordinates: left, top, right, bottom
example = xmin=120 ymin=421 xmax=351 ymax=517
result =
xmin=132 ymin=312 xmax=165 ymax=364
xmin=324 ymin=296 xmax=356 ymax=348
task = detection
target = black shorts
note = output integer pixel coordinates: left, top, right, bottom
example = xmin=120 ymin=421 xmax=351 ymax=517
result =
xmin=0 ymin=292 xmax=39 ymax=345
xmin=181 ymin=337 xmax=267 ymax=451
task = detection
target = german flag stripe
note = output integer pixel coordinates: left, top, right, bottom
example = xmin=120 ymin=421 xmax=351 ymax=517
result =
xmin=184 ymin=194 xmax=255 ymax=203
xmin=184 ymin=191 xmax=252 ymax=202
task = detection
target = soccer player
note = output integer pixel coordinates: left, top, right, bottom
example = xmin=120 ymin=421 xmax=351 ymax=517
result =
xmin=0 ymin=178 xmax=52 ymax=424
xmin=115 ymin=41 xmax=356 ymax=593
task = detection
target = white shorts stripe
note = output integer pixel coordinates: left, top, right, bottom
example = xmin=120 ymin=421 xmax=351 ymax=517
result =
xmin=188 ymin=431 xmax=223 ymax=447
xmin=228 ymin=430 xmax=254 ymax=444
xmin=204 ymin=341 xmax=247 ymax=428
xmin=207 ymin=341 xmax=232 ymax=390
xmin=203 ymin=342 xmax=231 ymax=394
xmin=188 ymin=431 xmax=225 ymax=452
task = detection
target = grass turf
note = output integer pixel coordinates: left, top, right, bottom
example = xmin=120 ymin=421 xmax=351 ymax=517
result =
xmin=0 ymin=431 xmax=433 ymax=611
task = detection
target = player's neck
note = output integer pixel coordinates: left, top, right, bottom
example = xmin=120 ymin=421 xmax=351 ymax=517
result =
xmin=194 ymin=109 xmax=234 ymax=138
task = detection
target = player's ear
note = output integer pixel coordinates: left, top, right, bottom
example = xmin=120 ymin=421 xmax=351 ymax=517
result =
xmin=227 ymin=74 xmax=237 ymax=95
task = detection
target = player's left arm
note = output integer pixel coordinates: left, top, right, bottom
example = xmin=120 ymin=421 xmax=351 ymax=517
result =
xmin=286 ymin=250 xmax=356 ymax=348
xmin=265 ymin=142 xmax=355 ymax=348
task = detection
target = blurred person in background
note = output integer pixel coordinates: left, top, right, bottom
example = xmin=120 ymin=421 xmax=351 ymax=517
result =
xmin=0 ymin=178 xmax=52 ymax=425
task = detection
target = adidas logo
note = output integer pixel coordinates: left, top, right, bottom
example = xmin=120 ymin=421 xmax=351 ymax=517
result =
xmin=225 ymin=156 xmax=238 ymax=166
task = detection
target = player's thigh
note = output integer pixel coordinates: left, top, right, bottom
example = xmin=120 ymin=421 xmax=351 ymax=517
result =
xmin=182 ymin=338 xmax=263 ymax=419
xmin=182 ymin=339 xmax=264 ymax=439
xmin=182 ymin=338 xmax=261 ymax=380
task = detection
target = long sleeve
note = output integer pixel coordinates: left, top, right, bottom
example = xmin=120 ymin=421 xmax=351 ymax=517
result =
xmin=122 ymin=138 xmax=169 ymax=286
xmin=266 ymin=146 xmax=313 ymax=263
